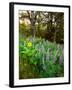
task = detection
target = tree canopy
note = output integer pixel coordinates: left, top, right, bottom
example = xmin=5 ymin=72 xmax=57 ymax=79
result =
xmin=19 ymin=10 xmax=64 ymax=44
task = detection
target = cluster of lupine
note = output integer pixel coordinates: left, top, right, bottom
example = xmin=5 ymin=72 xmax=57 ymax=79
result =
xmin=19 ymin=36 xmax=64 ymax=79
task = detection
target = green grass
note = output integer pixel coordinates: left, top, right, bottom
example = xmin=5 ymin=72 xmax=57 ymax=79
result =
xmin=19 ymin=36 xmax=64 ymax=79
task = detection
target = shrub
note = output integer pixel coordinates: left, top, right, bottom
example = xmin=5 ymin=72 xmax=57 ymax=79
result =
xmin=19 ymin=36 xmax=64 ymax=79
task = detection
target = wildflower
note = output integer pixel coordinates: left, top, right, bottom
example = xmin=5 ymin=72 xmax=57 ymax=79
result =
xmin=27 ymin=42 xmax=32 ymax=47
xmin=49 ymin=48 xmax=52 ymax=52
xmin=59 ymin=56 xmax=63 ymax=64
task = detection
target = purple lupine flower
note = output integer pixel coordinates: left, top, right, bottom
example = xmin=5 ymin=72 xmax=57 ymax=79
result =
xmin=62 ymin=48 xmax=64 ymax=55
xmin=53 ymin=56 xmax=57 ymax=64
xmin=49 ymin=48 xmax=52 ymax=52
xmin=59 ymin=56 xmax=63 ymax=64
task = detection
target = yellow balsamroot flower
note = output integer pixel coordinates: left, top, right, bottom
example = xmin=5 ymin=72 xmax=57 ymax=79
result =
xmin=27 ymin=42 xmax=32 ymax=47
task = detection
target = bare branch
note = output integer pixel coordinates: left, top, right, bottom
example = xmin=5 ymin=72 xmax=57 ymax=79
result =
xmin=27 ymin=11 xmax=31 ymax=21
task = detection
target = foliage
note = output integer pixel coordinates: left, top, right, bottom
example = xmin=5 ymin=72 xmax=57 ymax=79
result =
xmin=19 ymin=11 xmax=64 ymax=44
xmin=19 ymin=10 xmax=64 ymax=79
xmin=19 ymin=23 xmax=31 ymax=37
xmin=19 ymin=36 xmax=64 ymax=79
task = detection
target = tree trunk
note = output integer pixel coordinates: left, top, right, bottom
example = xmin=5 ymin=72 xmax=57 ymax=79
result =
xmin=54 ymin=30 xmax=56 ymax=43
xmin=31 ymin=11 xmax=36 ymax=38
